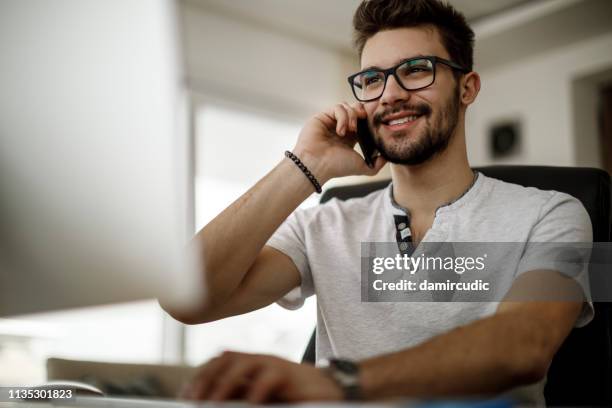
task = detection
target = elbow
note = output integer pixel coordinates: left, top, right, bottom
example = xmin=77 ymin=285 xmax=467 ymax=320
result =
xmin=504 ymin=347 xmax=551 ymax=386
xmin=511 ymin=359 xmax=548 ymax=386
xmin=168 ymin=311 xmax=209 ymax=325
xmin=157 ymin=298 xmax=217 ymax=325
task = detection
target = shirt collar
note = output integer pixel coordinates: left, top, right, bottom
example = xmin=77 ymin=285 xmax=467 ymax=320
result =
xmin=384 ymin=171 xmax=481 ymax=219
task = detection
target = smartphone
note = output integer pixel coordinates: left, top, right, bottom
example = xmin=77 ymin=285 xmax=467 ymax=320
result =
xmin=356 ymin=118 xmax=378 ymax=168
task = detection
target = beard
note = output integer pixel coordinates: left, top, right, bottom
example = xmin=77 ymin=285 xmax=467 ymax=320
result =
xmin=372 ymin=84 xmax=461 ymax=165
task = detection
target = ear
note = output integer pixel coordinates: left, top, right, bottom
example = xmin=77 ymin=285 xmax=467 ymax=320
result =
xmin=460 ymin=71 xmax=481 ymax=106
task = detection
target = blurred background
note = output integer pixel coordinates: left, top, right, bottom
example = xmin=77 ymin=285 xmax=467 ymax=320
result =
xmin=1 ymin=0 xmax=611 ymax=392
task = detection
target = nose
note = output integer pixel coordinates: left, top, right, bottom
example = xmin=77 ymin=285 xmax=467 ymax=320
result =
xmin=379 ymin=73 xmax=411 ymax=106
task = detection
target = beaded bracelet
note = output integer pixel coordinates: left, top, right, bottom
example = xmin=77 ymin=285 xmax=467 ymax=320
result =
xmin=284 ymin=151 xmax=322 ymax=194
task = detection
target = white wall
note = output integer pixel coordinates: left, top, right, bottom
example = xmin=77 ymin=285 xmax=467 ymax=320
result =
xmin=180 ymin=0 xmax=354 ymax=121
xmin=467 ymin=31 xmax=612 ymax=167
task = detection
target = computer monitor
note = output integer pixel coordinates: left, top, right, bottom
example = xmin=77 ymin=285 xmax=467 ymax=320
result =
xmin=0 ymin=0 xmax=201 ymax=316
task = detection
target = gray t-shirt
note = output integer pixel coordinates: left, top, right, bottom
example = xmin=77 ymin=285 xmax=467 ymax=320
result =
xmin=266 ymin=172 xmax=593 ymax=405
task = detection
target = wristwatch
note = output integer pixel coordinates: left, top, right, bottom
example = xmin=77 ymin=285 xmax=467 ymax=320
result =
xmin=321 ymin=358 xmax=361 ymax=400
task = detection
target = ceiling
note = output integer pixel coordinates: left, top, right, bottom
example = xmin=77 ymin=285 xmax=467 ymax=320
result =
xmin=187 ymin=0 xmax=533 ymax=52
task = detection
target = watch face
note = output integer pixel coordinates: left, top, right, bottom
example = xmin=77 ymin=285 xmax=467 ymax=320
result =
xmin=328 ymin=359 xmax=361 ymax=401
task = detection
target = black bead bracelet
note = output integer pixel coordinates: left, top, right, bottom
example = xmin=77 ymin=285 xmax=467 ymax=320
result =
xmin=284 ymin=150 xmax=322 ymax=194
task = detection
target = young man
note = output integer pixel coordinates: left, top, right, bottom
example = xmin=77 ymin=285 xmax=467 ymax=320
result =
xmin=167 ymin=0 xmax=592 ymax=404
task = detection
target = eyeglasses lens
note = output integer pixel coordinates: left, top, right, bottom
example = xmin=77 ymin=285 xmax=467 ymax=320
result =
xmin=351 ymin=58 xmax=434 ymax=101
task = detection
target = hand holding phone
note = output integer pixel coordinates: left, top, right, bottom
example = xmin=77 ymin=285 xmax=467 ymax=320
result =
xmin=292 ymin=103 xmax=384 ymax=182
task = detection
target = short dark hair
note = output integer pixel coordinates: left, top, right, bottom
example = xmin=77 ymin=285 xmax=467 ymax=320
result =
xmin=353 ymin=0 xmax=475 ymax=72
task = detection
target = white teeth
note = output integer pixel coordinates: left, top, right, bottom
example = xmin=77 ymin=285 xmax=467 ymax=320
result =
xmin=388 ymin=115 xmax=418 ymax=126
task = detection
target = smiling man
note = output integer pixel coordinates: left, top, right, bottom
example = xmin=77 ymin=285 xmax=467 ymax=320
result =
xmin=165 ymin=0 xmax=593 ymax=405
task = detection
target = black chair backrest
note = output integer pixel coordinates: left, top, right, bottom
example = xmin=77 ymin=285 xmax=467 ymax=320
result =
xmin=302 ymin=165 xmax=611 ymax=406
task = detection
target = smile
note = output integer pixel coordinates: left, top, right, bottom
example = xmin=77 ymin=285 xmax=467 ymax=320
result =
xmin=388 ymin=115 xmax=419 ymax=125
xmin=381 ymin=113 xmax=424 ymax=131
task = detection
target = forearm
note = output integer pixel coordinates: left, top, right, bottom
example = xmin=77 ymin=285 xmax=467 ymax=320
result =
xmin=194 ymin=154 xmax=329 ymax=308
xmin=164 ymin=101 xmax=385 ymax=322
xmin=359 ymin=305 xmax=573 ymax=400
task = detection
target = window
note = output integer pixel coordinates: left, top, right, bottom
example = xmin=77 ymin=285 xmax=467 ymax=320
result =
xmin=0 ymin=301 xmax=164 ymax=386
xmin=187 ymin=102 xmax=317 ymax=365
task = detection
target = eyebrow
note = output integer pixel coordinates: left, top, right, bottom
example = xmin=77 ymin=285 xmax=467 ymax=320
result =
xmin=361 ymin=54 xmax=428 ymax=71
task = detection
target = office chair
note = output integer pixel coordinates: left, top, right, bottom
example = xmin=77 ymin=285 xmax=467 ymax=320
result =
xmin=301 ymin=165 xmax=612 ymax=407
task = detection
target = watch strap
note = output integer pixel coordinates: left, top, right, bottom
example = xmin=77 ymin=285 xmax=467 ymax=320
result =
xmin=323 ymin=358 xmax=362 ymax=401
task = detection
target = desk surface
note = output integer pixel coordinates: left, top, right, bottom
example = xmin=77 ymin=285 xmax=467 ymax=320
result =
xmin=0 ymin=395 xmax=409 ymax=408
xmin=0 ymin=395 xmax=516 ymax=408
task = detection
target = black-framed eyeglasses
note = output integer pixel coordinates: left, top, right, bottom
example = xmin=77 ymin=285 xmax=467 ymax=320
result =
xmin=347 ymin=56 xmax=469 ymax=102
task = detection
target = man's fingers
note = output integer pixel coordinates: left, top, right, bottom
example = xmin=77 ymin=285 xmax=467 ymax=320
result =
xmin=346 ymin=101 xmax=368 ymax=119
xmin=246 ymin=370 xmax=284 ymax=404
xmin=316 ymin=102 xmax=367 ymax=137
xmin=355 ymin=102 xmax=367 ymax=117
xmin=315 ymin=111 xmax=337 ymax=132
xmin=208 ymin=360 xmax=258 ymax=401
xmin=333 ymin=104 xmax=350 ymax=136
xmin=341 ymin=102 xmax=359 ymax=133
xmin=187 ymin=360 xmax=220 ymax=400
xmin=185 ymin=353 xmax=232 ymax=400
